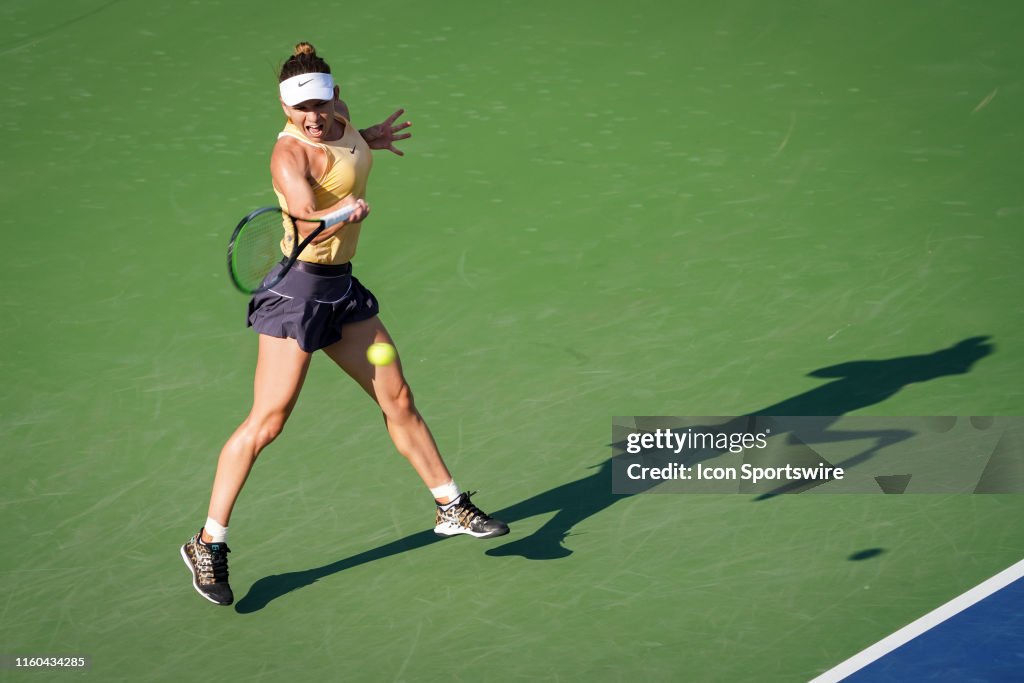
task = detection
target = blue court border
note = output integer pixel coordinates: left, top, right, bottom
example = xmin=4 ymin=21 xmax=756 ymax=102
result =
xmin=811 ymin=559 xmax=1024 ymax=682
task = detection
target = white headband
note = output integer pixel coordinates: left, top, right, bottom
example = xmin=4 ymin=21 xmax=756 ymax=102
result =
xmin=279 ymin=72 xmax=335 ymax=106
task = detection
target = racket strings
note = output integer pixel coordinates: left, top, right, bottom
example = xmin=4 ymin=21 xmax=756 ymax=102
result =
xmin=230 ymin=211 xmax=292 ymax=292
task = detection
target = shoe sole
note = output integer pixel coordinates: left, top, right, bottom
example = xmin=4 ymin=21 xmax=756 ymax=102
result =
xmin=180 ymin=544 xmax=232 ymax=606
xmin=434 ymin=523 xmax=510 ymax=539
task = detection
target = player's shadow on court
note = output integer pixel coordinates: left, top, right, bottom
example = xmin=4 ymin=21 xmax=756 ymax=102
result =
xmin=235 ymin=336 xmax=992 ymax=613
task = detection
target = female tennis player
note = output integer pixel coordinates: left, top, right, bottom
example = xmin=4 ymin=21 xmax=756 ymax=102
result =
xmin=181 ymin=42 xmax=508 ymax=606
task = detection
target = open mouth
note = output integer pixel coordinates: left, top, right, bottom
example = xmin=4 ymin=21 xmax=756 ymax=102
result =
xmin=305 ymin=123 xmax=325 ymax=138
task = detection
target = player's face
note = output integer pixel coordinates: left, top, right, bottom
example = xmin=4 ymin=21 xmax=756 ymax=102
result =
xmin=284 ymin=97 xmax=336 ymax=141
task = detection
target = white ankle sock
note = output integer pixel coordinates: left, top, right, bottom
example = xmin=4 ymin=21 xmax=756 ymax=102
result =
xmin=204 ymin=517 xmax=229 ymax=543
xmin=430 ymin=481 xmax=461 ymax=505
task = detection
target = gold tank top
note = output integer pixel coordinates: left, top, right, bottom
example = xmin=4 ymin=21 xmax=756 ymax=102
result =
xmin=273 ymin=116 xmax=373 ymax=264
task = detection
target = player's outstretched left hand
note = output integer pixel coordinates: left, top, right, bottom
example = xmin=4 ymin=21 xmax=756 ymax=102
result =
xmin=361 ymin=109 xmax=412 ymax=156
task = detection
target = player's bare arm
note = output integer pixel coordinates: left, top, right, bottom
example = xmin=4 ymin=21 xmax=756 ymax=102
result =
xmin=270 ymin=138 xmax=368 ymax=243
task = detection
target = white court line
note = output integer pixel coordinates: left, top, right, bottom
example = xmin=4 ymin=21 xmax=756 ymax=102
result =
xmin=809 ymin=558 xmax=1024 ymax=683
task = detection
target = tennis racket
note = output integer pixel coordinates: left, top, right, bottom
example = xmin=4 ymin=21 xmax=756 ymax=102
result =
xmin=226 ymin=203 xmax=360 ymax=294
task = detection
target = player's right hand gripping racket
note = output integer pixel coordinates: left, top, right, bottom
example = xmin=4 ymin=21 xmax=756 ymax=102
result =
xmin=226 ymin=204 xmax=360 ymax=294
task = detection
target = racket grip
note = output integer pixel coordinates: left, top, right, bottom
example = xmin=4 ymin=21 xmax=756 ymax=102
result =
xmin=321 ymin=204 xmax=358 ymax=228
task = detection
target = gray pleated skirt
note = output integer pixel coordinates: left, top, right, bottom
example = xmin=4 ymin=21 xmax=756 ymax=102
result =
xmin=247 ymin=260 xmax=380 ymax=352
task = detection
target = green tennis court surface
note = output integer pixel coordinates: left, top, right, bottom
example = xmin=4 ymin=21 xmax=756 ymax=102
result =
xmin=2 ymin=1 xmax=1021 ymax=680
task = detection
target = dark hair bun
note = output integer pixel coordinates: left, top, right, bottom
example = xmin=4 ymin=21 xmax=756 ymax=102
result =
xmin=279 ymin=41 xmax=331 ymax=81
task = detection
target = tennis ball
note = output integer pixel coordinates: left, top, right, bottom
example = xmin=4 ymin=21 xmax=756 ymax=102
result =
xmin=366 ymin=342 xmax=396 ymax=366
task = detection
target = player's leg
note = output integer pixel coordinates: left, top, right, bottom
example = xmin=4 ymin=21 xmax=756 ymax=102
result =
xmin=206 ymin=333 xmax=313 ymax=527
xmin=182 ymin=334 xmax=312 ymax=605
xmin=322 ymin=317 xmax=449 ymax=489
xmin=322 ymin=316 xmax=508 ymax=538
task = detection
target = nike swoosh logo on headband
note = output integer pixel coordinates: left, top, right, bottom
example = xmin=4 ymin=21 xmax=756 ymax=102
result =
xmin=298 ymin=79 xmax=313 ymax=87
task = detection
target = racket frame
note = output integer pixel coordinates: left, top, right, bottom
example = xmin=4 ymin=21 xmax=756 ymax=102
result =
xmin=227 ymin=204 xmax=357 ymax=294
